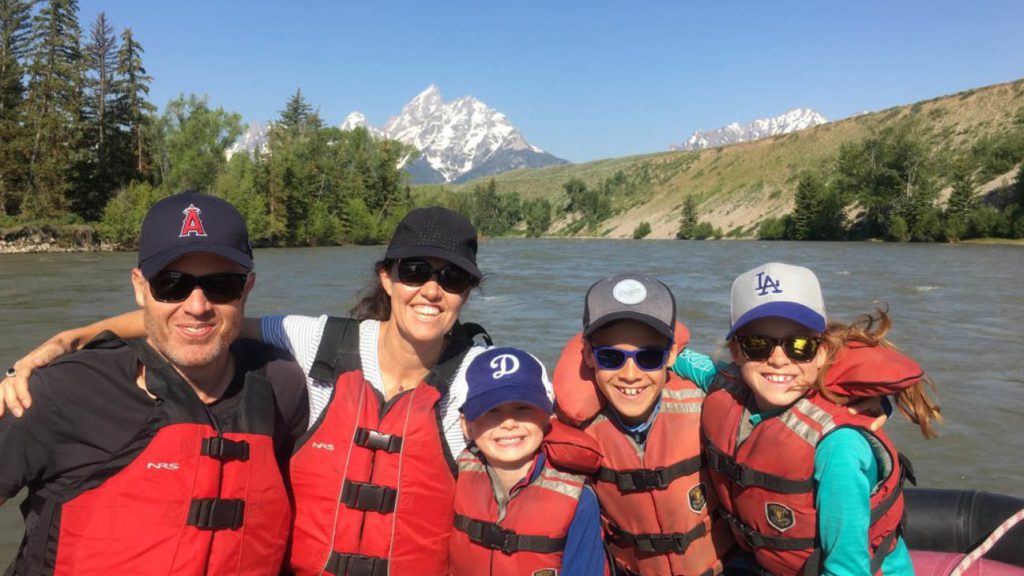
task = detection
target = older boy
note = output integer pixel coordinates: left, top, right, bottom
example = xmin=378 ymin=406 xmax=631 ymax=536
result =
xmin=450 ymin=347 xmax=607 ymax=576
xmin=553 ymin=272 xmax=734 ymax=576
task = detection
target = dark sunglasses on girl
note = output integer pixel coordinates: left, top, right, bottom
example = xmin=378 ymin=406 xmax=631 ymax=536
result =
xmin=148 ymin=271 xmax=249 ymax=304
xmin=734 ymin=334 xmax=821 ymax=363
xmin=396 ymin=258 xmax=475 ymax=294
xmin=591 ymin=346 xmax=670 ymax=371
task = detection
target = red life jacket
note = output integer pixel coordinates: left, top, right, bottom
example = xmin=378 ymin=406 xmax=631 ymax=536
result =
xmin=553 ymin=327 xmax=733 ymax=576
xmin=701 ymin=344 xmax=919 ymax=576
xmin=449 ymin=420 xmax=604 ymax=576
xmin=288 ymin=318 xmax=488 ymax=576
xmin=14 ymin=337 xmax=291 ymax=576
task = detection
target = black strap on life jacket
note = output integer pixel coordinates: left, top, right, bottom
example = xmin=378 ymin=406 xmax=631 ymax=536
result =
xmin=597 ymin=454 xmax=703 ymax=493
xmin=606 ymin=520 xmax=708 ymax=554
xmin=340 ymin=480 xmax=398 ymax=513
xmin=704 ymin=440 xmax=814 ymax=494
xmin=186 ymin=498 xmax=245 ymax=530
xmin=325 ymin=552 xmax=388 ymax=576
xmin=453 ymin=514 xmax=567 ymax=555
xmin=309 ymin=317 xmax=362 ymax=382
xmin=719 ymin=509 xmax=816 ymax=551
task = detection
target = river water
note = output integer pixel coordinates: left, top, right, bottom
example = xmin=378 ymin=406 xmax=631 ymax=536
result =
xmin=1 ymin=239 xmax=1022 ymax=562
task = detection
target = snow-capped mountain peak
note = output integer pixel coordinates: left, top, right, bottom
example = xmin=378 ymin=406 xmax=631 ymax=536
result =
xmin=671 ymin=108 xmax=828 ymax=151
xmin=351 ymin=85 xmax=566 ymax=183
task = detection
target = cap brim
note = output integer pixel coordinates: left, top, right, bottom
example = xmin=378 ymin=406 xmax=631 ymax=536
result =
xmin=727 ymin=302 xmax=826 ymax=339
xmin=460 ymin=387 xmax=553 ymax=422
xmin=140 ymin=243 xmax=254 ymax=279
xmin=385 ymin=245 xmax=481 ymax=279
xmin=584 ymin=311 xmax=675 ymax=342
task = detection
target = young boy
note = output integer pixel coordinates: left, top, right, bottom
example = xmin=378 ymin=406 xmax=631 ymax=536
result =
xmin=450 ymin=347 xmax=607 ymax=576
xmin=553 ymin=273 xmax=734 ymax=576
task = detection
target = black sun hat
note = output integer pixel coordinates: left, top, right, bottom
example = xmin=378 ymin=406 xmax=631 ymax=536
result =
xmin=384 ymin=207 xmax=481 ymax=278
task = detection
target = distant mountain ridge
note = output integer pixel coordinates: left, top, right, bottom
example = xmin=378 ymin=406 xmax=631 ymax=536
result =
xmin=343 ymin=85 xmax=568 ymax=183
xmin=670 ymin=108 xmax=828 ymax=151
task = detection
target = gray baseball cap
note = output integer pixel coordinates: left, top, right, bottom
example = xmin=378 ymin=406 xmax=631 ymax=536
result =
xmin=583 ymin=272 xmax=676 ymax=342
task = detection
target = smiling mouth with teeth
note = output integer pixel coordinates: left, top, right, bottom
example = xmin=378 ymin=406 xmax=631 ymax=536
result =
xmin=495 ymin=436 xmax=525 ymax=446
xmin=617 ymin=386 xmax=647 ymax=398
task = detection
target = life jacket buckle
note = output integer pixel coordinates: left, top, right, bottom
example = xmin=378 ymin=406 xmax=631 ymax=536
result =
xmin=326 ymin=551 xmax=389 ymax=576
xmin=473 ymin=522 xmax=516 ymax=555
xmin=341 ymin=480 xmax=398 ymax=513
xmin=619 ymin=468 xmax=668 ymax=492
xmin=186 ymin=498 xmax=245 ymax=530
xmin=201 ymin=437 xmax=250 ymax=462
xmin=353 ymin=427 xmax=404 ymax=453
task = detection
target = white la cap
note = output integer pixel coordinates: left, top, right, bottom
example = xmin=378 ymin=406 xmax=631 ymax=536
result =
xmin=728 ymin=262 xmax=826 ymax=338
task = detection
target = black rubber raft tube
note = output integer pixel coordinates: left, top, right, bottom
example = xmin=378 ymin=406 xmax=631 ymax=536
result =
xmin=903 ymin=488 xmax=1024 ymax=568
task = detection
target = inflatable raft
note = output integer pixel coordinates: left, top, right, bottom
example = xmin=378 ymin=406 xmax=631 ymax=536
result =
xmin=905 ymin=488 xmax=1024 ymax=575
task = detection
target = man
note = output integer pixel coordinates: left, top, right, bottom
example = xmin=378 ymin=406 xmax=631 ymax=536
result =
xmin=0 ymin=191 xmax=308 ymax=574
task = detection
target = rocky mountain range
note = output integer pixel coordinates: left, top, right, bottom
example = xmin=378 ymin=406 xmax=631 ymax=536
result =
xmin=670 ymin=108 xmax=828 ymax=151
xmin=342 ymin=85 xmax=567 ymax=183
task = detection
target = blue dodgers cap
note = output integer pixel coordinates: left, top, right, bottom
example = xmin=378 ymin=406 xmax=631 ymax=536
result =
xmin=728 ymin=262 xmax=827 ymax=338
xmin=137 ymin=191 xmax=254 ymax=279
xmin=461 ymin=347 xmax=553 ymax=422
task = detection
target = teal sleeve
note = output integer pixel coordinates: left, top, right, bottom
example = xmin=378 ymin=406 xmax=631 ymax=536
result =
xmin=815 ymin=429 xmax=914 ymax=576
xmin=814 ymin=429 xmax=878 ymax=576
xmin=671 ymin=348 xmax=717 ymax=393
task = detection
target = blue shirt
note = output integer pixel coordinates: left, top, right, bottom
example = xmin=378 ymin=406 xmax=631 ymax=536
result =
xmin=672 ymin=349 xmax=914 ymax=576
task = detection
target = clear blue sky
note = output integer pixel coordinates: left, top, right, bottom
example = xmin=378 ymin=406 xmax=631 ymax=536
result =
xmin=78 ymin=0 xmax=1024 ymax=163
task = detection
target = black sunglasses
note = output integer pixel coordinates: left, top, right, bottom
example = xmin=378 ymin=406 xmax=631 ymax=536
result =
xmin=734 ymin=334 xmax=821 ymax=363
xmin=396 ymin=259 xmax=475 ymax=294
xmin=592 ymin=346 xmax=670 ymax=372
xmin=148 ymin=271 xmax=249 ymax=304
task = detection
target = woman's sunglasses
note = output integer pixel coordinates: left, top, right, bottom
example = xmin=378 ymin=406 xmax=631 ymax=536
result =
xmin=396 ymin=259 xmax=475 ymax=294
xmin=734 ymin=334 xmax=821 ymax=363
xmin=148 ymin=271 xmax=249 ymax=304
xmin=591 ymin=346 xmax=670 ymax=372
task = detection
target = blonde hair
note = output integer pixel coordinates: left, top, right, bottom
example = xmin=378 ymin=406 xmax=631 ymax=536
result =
xmin=817 ymin=308 xmax=942 ymax=438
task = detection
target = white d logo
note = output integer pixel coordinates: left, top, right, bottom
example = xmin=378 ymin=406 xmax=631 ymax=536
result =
xmin=490 ymin=354 xmax=520 ymax=379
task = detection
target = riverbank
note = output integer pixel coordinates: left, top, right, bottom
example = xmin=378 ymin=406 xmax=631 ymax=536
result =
xmin=0 ymin=224 xmax=115 ymax=254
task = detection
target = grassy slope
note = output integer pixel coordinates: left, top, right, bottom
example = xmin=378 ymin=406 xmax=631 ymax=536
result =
xmin=444 ymin=77 xmax=1024 ymax=238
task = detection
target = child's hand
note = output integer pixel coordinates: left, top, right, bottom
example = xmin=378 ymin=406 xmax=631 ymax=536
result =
xmin=846 ymin=396 xmax=892 ymax=431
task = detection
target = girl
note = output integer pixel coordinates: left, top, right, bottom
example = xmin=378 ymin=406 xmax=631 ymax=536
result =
xmin=676 ymin=262 xmax=941 ymax=576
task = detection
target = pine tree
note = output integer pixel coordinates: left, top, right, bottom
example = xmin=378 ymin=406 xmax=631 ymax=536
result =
xmin=76 ymin=11 xmax=119 ymax=219
xmin=0 ymin=0 xmax=32 ymax=215
xmin=24 ymin=0 xmax=84 ymax=217
xmin=113 ymin=27 xmax=154 ymax=180
xmin=791 ymin=172 xmax=824 ymax=240
xmin=944 ymin=159 xmax=976 ymax=242
xmin=676 ymin=195 xmax=698 ymax=239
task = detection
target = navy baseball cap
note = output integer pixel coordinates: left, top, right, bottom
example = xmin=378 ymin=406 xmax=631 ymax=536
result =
xmin=138 ymin=191 xmax=254 ymax=279
xmin=461 ymin=347 xmax=553 ymax=422
xmin=384 ymin=206 xmax=481 ymax=279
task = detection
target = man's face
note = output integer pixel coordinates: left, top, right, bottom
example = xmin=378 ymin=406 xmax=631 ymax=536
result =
xmin=584 ymin=320 xmax=676 ymax=426
xmin=131 ymin=253 xmax=253 ymax=370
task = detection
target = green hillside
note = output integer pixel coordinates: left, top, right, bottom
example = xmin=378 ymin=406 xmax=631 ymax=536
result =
xmin=447 ymin=78 xmax=1024 ymax=239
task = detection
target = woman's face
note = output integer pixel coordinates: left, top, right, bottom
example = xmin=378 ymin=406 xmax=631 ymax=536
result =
xmin=730 ymin=317 xmax=826 ymax=412
xmin=380 ymin=257 xmax=471 ymax=346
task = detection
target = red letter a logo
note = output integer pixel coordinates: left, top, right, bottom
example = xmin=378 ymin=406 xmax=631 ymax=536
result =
xmin=179 ymin=204 xmax=207 ymax=237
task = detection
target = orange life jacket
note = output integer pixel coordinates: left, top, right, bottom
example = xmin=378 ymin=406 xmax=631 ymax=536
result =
xmin=449 ymin=420 xmax=604 ymax=576
xmin=14 ymin=337 xmax=291 ymax=576
xmin=553 ymin=325 xmax=733 ymax=576
xmin=701 ymin=343 xmax=919 ymax=576
xmin=287 ymin=317 xmax=487 ymax=576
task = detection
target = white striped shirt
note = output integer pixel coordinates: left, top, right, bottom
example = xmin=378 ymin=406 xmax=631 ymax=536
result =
xmin=261 ymin=314 xmax=497 ymax=458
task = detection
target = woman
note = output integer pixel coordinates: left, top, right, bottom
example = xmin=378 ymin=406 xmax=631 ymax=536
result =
xmin=2 ymin=206 xmax=500 ymax=575
xmin=675 ymin=262 xmax=941 ymax=576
